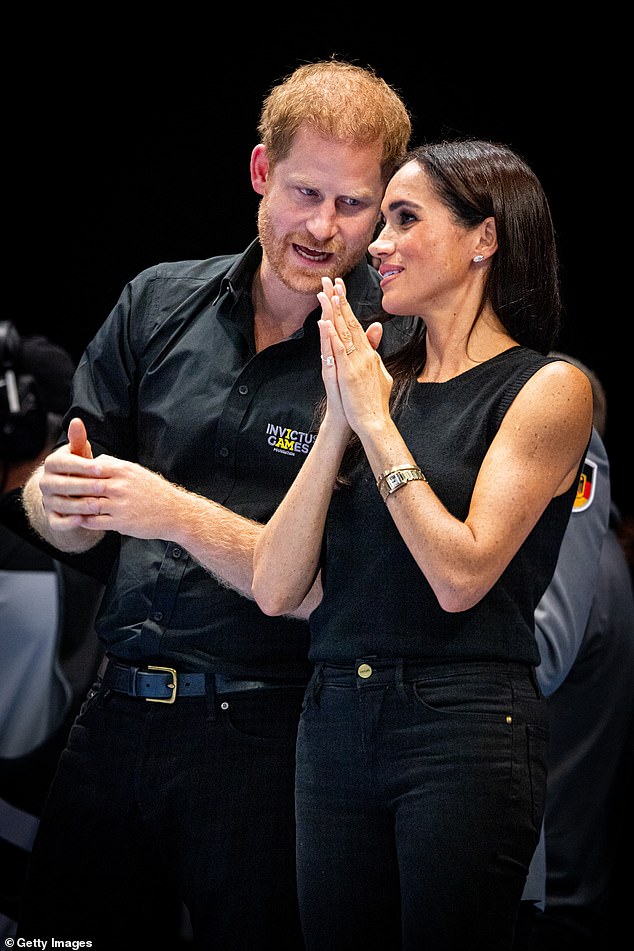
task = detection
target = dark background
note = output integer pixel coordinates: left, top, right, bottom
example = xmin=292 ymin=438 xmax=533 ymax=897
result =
xmin=18 ymin=35 xmax=629 ymax=520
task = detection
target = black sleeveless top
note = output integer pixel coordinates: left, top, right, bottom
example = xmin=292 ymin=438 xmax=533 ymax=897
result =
xmin=309 ymin=347 xmax=583 ymax=667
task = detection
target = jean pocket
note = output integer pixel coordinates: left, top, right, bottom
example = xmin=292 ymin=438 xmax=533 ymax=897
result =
xmin=220 ymin=688 xmax=303 ymax=747
xmin=412 ymin=669 xmax=514 ymax=723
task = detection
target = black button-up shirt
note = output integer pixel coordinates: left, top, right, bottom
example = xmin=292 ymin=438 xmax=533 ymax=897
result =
xmin=64 ymin=239 xmax=414 ymax=678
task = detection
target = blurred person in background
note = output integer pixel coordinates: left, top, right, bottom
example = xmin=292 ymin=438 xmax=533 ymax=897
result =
xmin=515 ymin=354 xmax=634 ymax=950
xmin=0 ymin=323 xmax=104 ymax=937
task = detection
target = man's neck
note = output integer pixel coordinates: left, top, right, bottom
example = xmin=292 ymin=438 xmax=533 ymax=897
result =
xmin=251 ymin=268 xmax=315 ymax=352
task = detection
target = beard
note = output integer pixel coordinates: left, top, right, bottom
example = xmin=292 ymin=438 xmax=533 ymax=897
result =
xmin=257 ymin=198 xmax=372 ymax=296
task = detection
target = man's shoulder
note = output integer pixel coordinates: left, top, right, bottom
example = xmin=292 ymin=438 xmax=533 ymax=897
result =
xmin=135 ymin=252 xmax=242 ymax=287
xmin=126 ymin=240 xmax=262 ymax=306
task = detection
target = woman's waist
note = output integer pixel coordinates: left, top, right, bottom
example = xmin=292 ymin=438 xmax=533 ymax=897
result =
xmin=311 ymin=658 xmax=535 ymax=688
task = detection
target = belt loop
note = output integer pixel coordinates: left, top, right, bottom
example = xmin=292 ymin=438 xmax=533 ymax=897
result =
xmin=205 ymin=673 xmax=217 ymax=721
xmin=307 ymin=664 xmax=323 ymax=705
xmin=128 ymin=665 xmax=140 ymax=698
xmin=97 ymin=656 xmax=109 ymax=682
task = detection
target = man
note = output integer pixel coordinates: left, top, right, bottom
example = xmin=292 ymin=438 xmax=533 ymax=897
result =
xmin=515 ymin=358 xmax=634 ymax=950
xmin=516 ymin=420 xmax=610 ymax=946
xmin=18 ymin=60 xmax=413 ymax=948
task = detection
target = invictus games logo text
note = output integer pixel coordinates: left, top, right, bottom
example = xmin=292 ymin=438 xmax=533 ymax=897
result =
xmin=266 ymin=423 xmax=316 ymax=457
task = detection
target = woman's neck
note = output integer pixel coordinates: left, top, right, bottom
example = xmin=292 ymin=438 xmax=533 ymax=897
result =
xmin=418 ymin=308 xmax=517 ymax=383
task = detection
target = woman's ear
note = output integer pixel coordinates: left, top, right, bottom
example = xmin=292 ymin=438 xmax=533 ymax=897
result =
xmin=473 ymin=216 xmax=498 ymax=261
xmin=250 ymin=145 xmax=269 ymax=196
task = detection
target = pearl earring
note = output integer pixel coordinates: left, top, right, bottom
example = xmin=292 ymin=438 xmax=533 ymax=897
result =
xmin=473 ymin=254 xmax=485 ymax=263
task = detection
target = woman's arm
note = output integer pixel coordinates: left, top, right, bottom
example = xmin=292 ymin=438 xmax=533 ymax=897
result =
xmin=368 ymin=363 xmax=591 ymax=611
xmin=324 ymin=283 xmax=594 ymax=613
xmin=252 ymin=413 xmax=347 ymax=616
xmin=251 ymin=292 xmax=358 ymax=616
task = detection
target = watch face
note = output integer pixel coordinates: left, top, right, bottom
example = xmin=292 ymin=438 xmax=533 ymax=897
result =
xmin=386 ymin=471 xmax=403 ymax=489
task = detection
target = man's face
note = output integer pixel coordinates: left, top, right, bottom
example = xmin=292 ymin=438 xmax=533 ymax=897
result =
xmin=254 ymin=124 xmax=385 ymax=296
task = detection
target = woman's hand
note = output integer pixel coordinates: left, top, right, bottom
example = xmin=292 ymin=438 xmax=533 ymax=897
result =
xmin=318 ymin=277 xmax=393 ymax=437
xmin=316 ymin=282 xmax=349 ymax=437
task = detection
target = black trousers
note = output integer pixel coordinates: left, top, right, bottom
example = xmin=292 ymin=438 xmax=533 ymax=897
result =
xmin=17 ymin=680 xmax=306 ymax=950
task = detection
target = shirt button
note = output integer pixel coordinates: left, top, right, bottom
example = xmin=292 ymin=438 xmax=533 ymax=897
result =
xmin=152 ymin=611 xmax=163 ymax=622
xmin=357 ymin=663 xmax=373 ymax=679
xmin=220 ymin=701 xmax=229 ymax=710
xmin=238 ymin=384 xmax=248 ymax=395
xmin=219 ymin=447 xmax=229 ymax=458
xmin=172 ymin=548 xmax=182 ymax=559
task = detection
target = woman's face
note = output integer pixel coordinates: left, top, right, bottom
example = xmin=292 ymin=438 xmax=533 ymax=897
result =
xmin=368 ymin=160 xmax=477 ymax=317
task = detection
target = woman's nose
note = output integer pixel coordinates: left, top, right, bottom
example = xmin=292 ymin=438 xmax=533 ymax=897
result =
xmin=368 ymin=231 xmax=393 ymax=259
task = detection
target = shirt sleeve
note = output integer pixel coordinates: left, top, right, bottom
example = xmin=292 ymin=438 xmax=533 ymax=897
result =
xmin=533 ymin=428 xmax=611 ymax=696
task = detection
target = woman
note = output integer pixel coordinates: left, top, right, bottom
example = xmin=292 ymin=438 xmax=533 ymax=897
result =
xmin=252 ymin=139 xmax=592 ymax=951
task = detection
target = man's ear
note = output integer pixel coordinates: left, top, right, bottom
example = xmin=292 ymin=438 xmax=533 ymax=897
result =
xmin=250 ymin=145 xmax=269 ymax=196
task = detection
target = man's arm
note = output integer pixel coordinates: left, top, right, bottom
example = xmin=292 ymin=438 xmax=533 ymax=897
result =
xmin=23 ymin=418 xmax=322 ymax=619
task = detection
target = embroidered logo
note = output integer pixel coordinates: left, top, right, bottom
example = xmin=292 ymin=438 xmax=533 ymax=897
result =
xmin=573 ymin=457 xmax=597 ymax=512
xmin=266 ymin=422 xmax=316 ymax=457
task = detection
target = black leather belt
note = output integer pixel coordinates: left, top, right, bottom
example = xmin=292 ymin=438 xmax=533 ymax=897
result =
xmin=98 ymin=658 xmax=305 ymax=705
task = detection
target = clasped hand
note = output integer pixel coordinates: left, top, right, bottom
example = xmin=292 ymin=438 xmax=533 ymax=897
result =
xmin=38 ymin=417 xmax=172 ymax=540
xmin=317 ymin=276 xmax=393 ymax=436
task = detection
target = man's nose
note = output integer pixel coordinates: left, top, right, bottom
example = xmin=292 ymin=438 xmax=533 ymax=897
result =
xmin=305 ymin=203 xmax=338 ymax=242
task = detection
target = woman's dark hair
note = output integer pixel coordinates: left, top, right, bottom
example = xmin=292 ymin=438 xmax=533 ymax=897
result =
xmin=321 ymin=138 xmax=562 ymax=483
xmin=407 ymin=138 xmax=561 ymax=354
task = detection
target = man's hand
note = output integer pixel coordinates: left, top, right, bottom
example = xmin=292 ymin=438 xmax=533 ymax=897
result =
xmin=38 ymin=418 xmax=177 ymax=539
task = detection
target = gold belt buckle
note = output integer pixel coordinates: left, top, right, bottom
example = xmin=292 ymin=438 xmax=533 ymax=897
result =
xmin=146 ymin=665 xmax=178 ymax=704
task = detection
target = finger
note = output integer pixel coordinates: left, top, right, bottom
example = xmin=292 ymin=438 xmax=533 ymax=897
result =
xmin=68 ymin=417 xmax=93 ymax=459
xmin=321 ymin=276 xmax=335 ymax=299
xmin=329 ymin=294 xmax=357 ymax=356
xmin=366 ymin=321 xmax=384 ymax=352
xmin=317 ymin=314 xmax=337 ymax=373
xmin=322 ymin=298 xmax=350 ymax=360
xmin=318 ymin=287 xmax=336 ymax=326
xmin=332 ymin=280 xmax=363 ymax=353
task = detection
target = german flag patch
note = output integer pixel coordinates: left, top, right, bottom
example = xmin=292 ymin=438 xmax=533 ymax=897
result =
xmin=573 ymin=457 xmax=597 ymax=512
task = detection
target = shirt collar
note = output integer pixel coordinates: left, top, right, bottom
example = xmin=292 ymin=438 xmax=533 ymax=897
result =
xmin=215 ymin=238 xmax=262 ymax=305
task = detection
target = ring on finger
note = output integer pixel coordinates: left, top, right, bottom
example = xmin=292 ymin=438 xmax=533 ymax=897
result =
xmin=321 ymin=354 xmax=335 ymax=367
xmin=345 ymin=345 xmax=356 ymax=355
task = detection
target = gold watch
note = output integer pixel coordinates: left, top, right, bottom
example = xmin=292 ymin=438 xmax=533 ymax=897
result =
xmin=377 ymin=466 xmax=427 ymax=502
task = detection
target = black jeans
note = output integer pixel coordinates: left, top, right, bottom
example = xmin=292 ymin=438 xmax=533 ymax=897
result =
xmin=296 ymin=660 xmax=548 ymax=951
xmin=17 ymin=678 xmax=306 ymax=950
